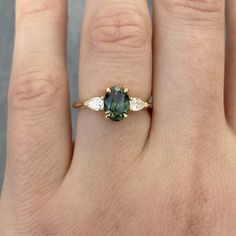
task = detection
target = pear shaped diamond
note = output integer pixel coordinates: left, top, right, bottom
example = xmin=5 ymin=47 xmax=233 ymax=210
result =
xmin=130 ymin=98 xmax=146 ymax=111
xmin=84 ymin=97 xmax=104 ymax=111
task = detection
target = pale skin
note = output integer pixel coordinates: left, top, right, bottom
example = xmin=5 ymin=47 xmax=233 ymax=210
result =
xmin=1 ymin=0 xmax=236 ymax=235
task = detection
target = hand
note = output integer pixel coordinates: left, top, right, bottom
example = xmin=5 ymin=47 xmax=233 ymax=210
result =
xmin=1 ymin=0 xmax=236 ymax=235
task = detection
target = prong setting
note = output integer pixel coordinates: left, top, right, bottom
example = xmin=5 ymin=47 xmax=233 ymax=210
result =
xmin=123 ymin=113 xmax=128 ymax=118
xmin=105 ymin=111 xmax=111 ymax=119
xmin=106 ymin=88 xmax=111 ymax=94
xmin=104 ymin=86 xmax=130 ymax=121
xmin=124 ymin=88 xmax=129 ymax=93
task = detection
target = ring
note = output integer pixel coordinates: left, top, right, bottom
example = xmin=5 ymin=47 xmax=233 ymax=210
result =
xmin=73 ymin=86 xmax=152 ymax=122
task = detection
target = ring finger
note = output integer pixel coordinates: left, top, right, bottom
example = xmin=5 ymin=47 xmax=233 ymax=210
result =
xmin=68 ymin=0 xmax=152 ymax=186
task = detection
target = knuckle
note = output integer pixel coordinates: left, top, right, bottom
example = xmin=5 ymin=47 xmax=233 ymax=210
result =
xmin=162 ymin=0 xmax=224 ymax=24
xmin=86 ymin=4 xmax=152 ymax=53
xmin=8 ymin=71 xmax=64 ymax=110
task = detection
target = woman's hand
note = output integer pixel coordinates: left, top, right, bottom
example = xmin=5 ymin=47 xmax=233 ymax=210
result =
xmin=1 ymin=0 xmax=236 ymax=235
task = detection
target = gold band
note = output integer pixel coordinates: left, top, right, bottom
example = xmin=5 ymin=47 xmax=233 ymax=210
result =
xmin=73 ymin=102 xmax=86 ymax=109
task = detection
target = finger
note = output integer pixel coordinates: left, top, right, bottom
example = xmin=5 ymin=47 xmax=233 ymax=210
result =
xmin=3 ymin=0 xmax=72 ymax=202
xmin=72 ymin=0 xmax=152 ymax=170
xmin=225 ymin=0 xmax=236 ymax=133
xmin=152 ymin=0 xmax=225 ymax=138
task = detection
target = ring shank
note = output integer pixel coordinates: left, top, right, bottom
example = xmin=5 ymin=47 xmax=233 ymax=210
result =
xmin=145 ymin=103 xmax=153 ymax=109
xmin=73 ymin=102 xmax=85 ymax=109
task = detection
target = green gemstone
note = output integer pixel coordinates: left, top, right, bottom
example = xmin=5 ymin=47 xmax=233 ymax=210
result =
xmin=104 ymin=86 xmax=130 ymax=121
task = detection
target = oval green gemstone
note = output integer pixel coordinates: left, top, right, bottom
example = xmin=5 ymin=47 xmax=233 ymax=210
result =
xmin=104 ymin=86 xmax=130 ymax=121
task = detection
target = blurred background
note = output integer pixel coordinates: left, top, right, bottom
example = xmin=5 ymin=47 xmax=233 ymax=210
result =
xmin=0 ymin=0 xmax=152 ymax=189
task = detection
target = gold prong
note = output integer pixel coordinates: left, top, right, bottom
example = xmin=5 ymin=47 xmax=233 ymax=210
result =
xmin=101 ymin=96 xmax=104 ymax=99
xmin=123 ymin=113 xmax=128 ymax=118
xmin=124 ymin=88 xmax=129 ymax=93
xmin=105 ymin=111 xmax=111 ymax=118
xmin=106 ymin=88 xmax=111 ymax=94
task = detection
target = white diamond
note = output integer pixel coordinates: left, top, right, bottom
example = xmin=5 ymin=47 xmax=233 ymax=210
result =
xmin=84 ymin=97 xmax=104 ymax=111
xmin=130 ymin=98 xmax=146 ymax=111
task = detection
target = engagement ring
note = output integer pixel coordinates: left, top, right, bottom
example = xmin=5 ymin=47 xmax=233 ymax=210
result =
xmin=73 ymin=86 xmax=152 ymax=122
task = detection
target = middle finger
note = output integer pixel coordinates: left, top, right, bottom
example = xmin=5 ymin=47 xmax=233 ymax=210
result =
xmin=71 ymin=0 xmax=152 ymax=176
